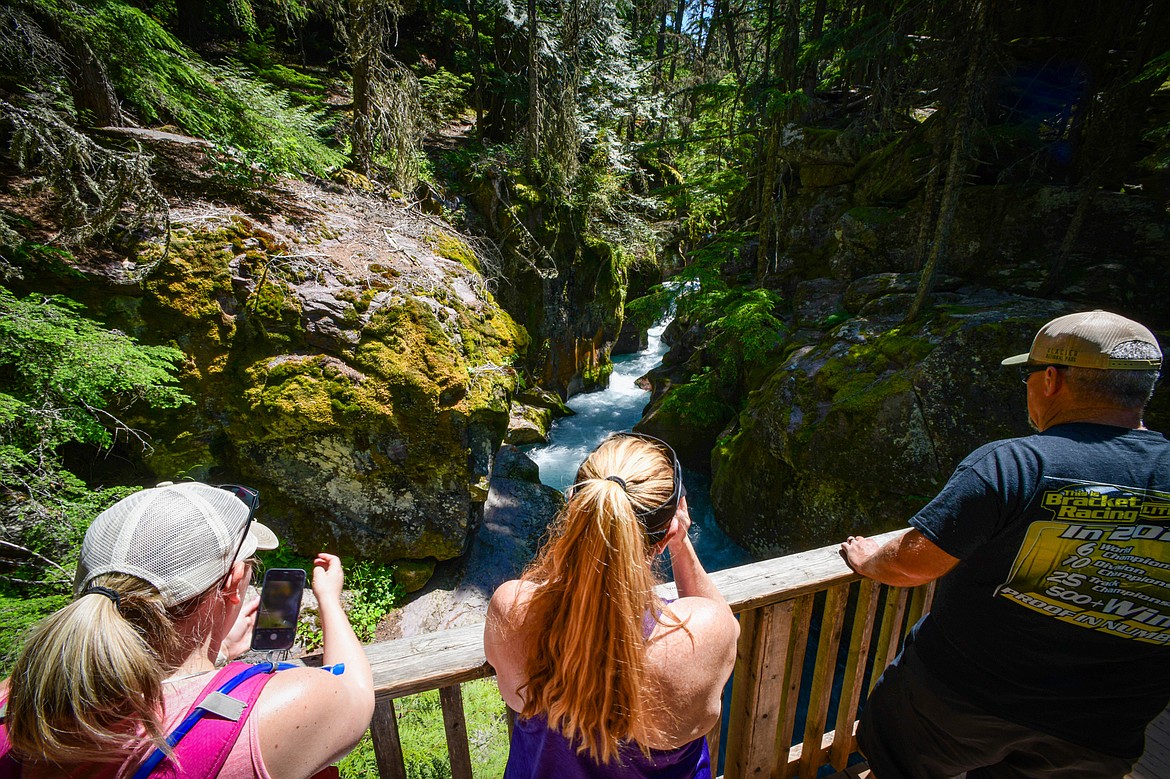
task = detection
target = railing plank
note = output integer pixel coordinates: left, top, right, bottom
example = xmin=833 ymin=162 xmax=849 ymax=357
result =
xmin=363 ymin=622 xmax=492 ymax=699
xmin=828 ymin=579 xmax=881 ymax=769
xmin=798 ymin=584 xmax=850 ymax=779
xmin=725 ymin=601 xmax=796 ymax=779
xmin=657 ymin=530 xmax=909 ymax=614
xmin=302 ymin=530 xmax=914 ymax=703
xmin=903 ymin=582 xmax=931 ymax=638
xmin=773 ymin=594 xmax=815 ymax=779
xmin=370 ymin=698 xmax=407 ymax=779
xmin=440 ymin=684 xmax=474 ymax=779
xmin=868 ymin=586 xmax=911 ymax=693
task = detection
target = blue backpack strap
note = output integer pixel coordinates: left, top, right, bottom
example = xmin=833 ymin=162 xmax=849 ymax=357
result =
xmin=131 ymin=661 xmax=284 ymax=779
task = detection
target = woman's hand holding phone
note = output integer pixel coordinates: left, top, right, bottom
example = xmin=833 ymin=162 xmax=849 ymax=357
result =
xmin=221 ymin=597 xmax=259 ymax=661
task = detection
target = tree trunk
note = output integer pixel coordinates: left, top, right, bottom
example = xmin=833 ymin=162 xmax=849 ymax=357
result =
xmin=467 ymin=0 xmax=485 ymax=131
xmin=526 ymin=0 xmax=542 ymax=169
xmin=64 ymin=38 xmax=123 ymax=128
xmin=29 ymin=9 xmax=123 ymax=128
xmin=904 ymin=0 xmax=990 ymax=323
xmin=351 ymin=50 xmax=373 ymax=174
xmin=701 ymin=0 xmax=720 ymax=62
xmin=802 ymin=0 xmax=826 ymax=93
xmin=722 ymin=0 xmax=743 ymax=82
xmin=666 ymin=0 xmax=687 ymax=82
xmin=777 ymin=0 xmax=798 ymax=89
xmin=759 ymin=0 xmax=774 ymax=84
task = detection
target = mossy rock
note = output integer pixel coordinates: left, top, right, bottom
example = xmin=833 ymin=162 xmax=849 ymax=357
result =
xmin=121 ymin=215 xmax=527 ymax=565
xmin=392 ymin=558 xmax=437 ymax=593
xmin=851 ymin=118 xmax=939 ymax=207
xmin=505 ymin=401 xmax=553 ymax=445
xmin=516 ymin=387 xmax=573 ymax=417
xmin=799 ymin=163 xmax=855 ymax=189
xmin=427 ymin=230 xmax=481 ymax=274
xmin=710 ymin=294 xmax=1071 ymax=555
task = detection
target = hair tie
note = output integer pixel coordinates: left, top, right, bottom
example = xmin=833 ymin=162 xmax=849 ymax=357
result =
xmin=83 ymin=586 xmax=122 ymax=611
xmin=605 ymin=475 xmax=628 ymax=491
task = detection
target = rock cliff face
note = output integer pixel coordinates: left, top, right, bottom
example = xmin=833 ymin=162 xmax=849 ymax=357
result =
xmin=710 ymin=290 xmax=1077 ymax=554
xmin=708 ymin=283 xmax=1170 ymax=556
xmin=652 ymin=121 xmax=1170 ymax=555
xmin=72 ymin=180 xmax=527 ymax=566
xmin=469 ymin=167 xmax=654 ymax=399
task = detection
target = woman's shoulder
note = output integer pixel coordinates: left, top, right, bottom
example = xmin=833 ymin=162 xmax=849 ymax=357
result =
xmin=646 ymin=596 xmax=739 ymax=670
xmin=251 ymin=666 xmax=370 ymax=777
xmin=659 ymin=595 xmax=738 ymax=635
xmin=488 ymin=578 xmax=537 ymax=622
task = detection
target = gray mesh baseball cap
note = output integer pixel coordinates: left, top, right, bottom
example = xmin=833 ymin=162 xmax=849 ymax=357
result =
xmin=1001 ymin=310 xmax=1162 ymax=370
xmin=75 ymin=482 xmax=278 ymax=606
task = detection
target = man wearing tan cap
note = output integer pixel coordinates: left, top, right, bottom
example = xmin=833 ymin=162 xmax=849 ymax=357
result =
xmin=840 ymin=310 xmax=1169 ymax=778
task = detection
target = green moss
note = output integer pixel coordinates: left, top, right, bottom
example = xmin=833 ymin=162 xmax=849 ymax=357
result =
xmin=845 ymin=206 xmax=899 ymax=225
xmin=390 ymin=558 xmax=437 ymax=593
xmin=250 ymin=279 xmax=301 ymax=322
xmin=579 ymin=357 xmax=614 ymax=389
xmin=428 ymin=231 xmax=481 ymax=273
xmin=138 ymin=225 xmax=251 ymax=380
xmin=241 ymin=356 xmax=380 ymax=439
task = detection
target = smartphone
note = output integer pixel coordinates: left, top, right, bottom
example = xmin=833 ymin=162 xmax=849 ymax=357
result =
xmin=251 ymin=568 xmax=306 ymax=651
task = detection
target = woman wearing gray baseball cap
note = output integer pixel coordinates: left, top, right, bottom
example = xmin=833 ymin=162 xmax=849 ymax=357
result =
xmin=0 ymin=481 xmax=374 ymax=778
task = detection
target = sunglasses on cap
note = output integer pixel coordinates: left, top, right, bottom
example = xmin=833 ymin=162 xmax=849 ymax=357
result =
xmin=574 ymin=433 xmax=685 ymax=542
xmin=217 ymin=484 xmax=260 ymax=563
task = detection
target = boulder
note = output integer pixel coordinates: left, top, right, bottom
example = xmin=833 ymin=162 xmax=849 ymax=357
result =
xmin=516 ymin=386 xmax=573 ymax=416
xmin=387 ymin=448 xmax=563 ymax=637
xmin=391 ymin=558 xmax=437 ymax=594
xmin=710 ymin=292 xmax=1072 ymax=555
xmin=505 ymin=401 xmax=553 ymax=445
xmin=104 ymin=191 xmax=529 ymax=566
xmin=493 ymin=444 xmax=542 ymax=483
xmin=793 ymin=278 xmax=847 ymax=328
xmin=800 ymin=164 xmax=854 ymax=189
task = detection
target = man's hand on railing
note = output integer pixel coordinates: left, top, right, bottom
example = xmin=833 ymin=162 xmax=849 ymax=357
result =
xmin=839 ymin=530 xmax=959 ymax=587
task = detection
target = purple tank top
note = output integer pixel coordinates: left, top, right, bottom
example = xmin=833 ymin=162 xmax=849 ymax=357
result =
xmin=505 ymin=601 xmax=711 ymax=778
xmin=503 ymin=715 xmax=711 ymax=779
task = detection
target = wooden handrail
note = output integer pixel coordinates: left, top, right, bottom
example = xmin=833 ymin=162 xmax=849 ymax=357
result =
xmin=308 ymin=528 xmax=919 ymax=778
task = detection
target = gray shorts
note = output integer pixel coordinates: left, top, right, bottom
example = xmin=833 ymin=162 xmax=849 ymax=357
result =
xmin=857 ymin=645 xmax=1135 ymax=779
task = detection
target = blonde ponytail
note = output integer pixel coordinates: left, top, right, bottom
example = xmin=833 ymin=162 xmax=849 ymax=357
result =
xmin=5 ymin=573 xmax=189 ymax=764
xmin=519 ymin=435 xmax=679 ymax=763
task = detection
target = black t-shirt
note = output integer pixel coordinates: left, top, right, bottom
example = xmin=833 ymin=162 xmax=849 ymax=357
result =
xmin=908 ymin=422 xmax=1170 ymax=758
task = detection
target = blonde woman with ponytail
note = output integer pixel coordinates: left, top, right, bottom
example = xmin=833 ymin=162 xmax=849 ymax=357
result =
xmin=485 ymin=434 xmax=739 ymax=778
xmin=0 ymin=482 xmax=374 ymax=778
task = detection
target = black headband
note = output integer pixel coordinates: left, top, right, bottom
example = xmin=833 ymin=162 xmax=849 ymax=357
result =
xmin=83 ymin=586 xmax=122 ymax=611
xmin=576 ymin=433 xmax=685 ymax=541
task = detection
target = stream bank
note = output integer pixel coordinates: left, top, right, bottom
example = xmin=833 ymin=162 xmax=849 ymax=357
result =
xmin=387 ymin=314 xmax=752 ymax=639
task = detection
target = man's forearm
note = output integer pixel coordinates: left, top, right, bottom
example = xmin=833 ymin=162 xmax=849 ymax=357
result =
xmin=840 ymin=529 xmax=959 ymax=587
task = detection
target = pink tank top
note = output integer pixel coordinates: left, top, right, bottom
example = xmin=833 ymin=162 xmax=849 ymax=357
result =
xmin=1 ymin=671 xmax=272 ymax=779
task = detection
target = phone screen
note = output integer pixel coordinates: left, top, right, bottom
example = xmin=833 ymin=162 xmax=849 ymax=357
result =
xmin=251 ymin=568 xmax=306 ymax=651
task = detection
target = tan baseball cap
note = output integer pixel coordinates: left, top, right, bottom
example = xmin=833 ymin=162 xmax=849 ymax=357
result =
xmin=1001 ymin=310 xmax=1162 ymax=370
xmin=75 ymin=482 xmax=279 ymax=606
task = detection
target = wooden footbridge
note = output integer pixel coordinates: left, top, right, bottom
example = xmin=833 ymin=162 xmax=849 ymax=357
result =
xmin=316 ymin=529 xmax=1168 ymax=778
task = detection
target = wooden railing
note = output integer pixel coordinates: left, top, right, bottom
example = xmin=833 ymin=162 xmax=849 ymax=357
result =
xmin=343 ymin=529 xmax=931 ymax=778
